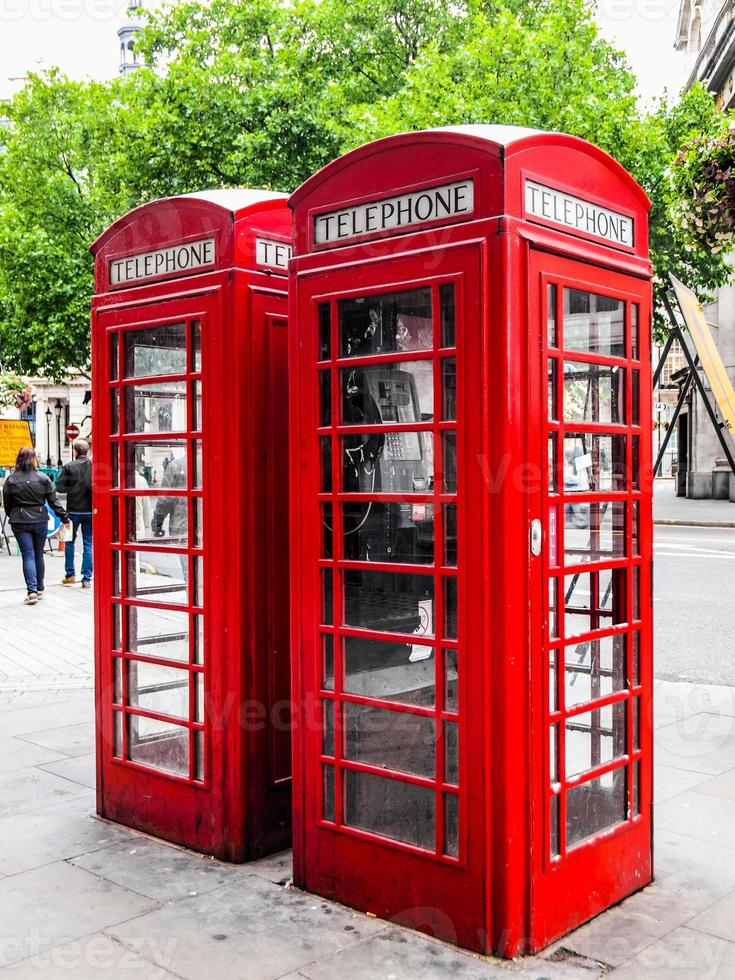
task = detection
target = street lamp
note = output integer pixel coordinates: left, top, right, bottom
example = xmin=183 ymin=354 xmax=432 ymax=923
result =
xmin=54 ymin=400 xmax=63 ymax=467
xmin=45 ymin=407 xmax=52 ymax=467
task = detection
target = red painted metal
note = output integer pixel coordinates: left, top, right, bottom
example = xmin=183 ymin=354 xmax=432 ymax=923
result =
xmin=91 ymin=191 xmax=293 ymax=860
xmin=288 ymin=127 xmax=653 ymax=955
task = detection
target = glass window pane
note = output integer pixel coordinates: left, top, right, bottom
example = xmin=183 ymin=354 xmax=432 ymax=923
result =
xmin=564 ymin=289 xmax=625 ymax=357
xmin=564 ymin=568 xmax=627 ymax=637
xmin=321 ymin=503 xmax=333 ymax=559
xmin=128 ymin=714 xmax=189 ymax=777
xmin=563 ymin=360 xmax=626 ymax=424
xmin=342 ymin=432 xmax=433 ymax=494
xmin=339 ymin=288 xmax=432 ymax=358
xmin=633 ymin=760 xmax=641 ymax=815
xmin=442 ymin=358 xmax=456 ymax=421
xmin=550 ymin=724 xmax=559 ymax=782
xmin=564 ymin=501 xmax=626 ymax=564
xmin=194 ymin=729 xmax=204 ymax=781
xmin=112 ymin=551 xmax=121 ymax=596
xmin=195 ymin=672 xmax=204 ymax=724
xmin=192 ymin=380 xmax=202 ymax=430
xmin=113 ymin=711 xmax=123 ymax=758
xmin=631 ymin=370 xmax=639 ymax=426
xmin=444 ymin=720 xmax=458 ymax=784
xmin=550 ymin=792 xmax=560 ymax=857
xmin=565 ymin=634 xmax=627 ymax=708
xmin=633 ymin=695 xmax=641 ymax=751
xmin=441 ymin=283 xmax=455 ymax=347
xmin=111 ymin=444 xmax=120 ymax=489
xmin=323 ymin=765 xmax=335 ymax=821
xmin=110 ymin=333 xmax=119 ymax=381
xmin=192 ymin=441 xmax=202 ymax=490
xmin=320 ymin=370 xmax=332 ymax=427
xmin=125 ymin=380 xmax=187 ymax=434
xmin=566 ymin=702 xmax=626 ymax=779
xmin=341 ymin=361 xmax=433 ymax=425
xmin=548 ymin=433 xmax=558 ymax=493
xmin=631 ymin=304 xmax=639 ymax=360
xmin=632 ymin=435 xmax=640 ymax=490
xmin=126 ymin=496 xmax=187 ymax=548
xmin=124 ymin=323 xmax=187 ymax=379
xmin=322 ymin=699 xmax=334 ymax=757
xmin=443 ymin=504 xmax=457 ymax=565
xmin=322 ymin=634 xmax=334 ymax=691
xmin=319 ymin=302 xmax=331 ymax=361
xmin=549 ymin=577 xmax=559 ymax=640
xmin=113 ymin=603 xmax=121 ymax=650
xmin=126 ymin=605 xmax=190 ymax=662
xmin=191 ymin=321 xmax=201 ymax=373
xmin=193 ymin=556 xmax=203 ymax=607
xmin=110 ymin=389 xmax=119 ymax=434
xmin=344 ymin=702 xmax=435 ymax=777
xmin=632 ymin=630 xmax=640 ymax=685
xmin=124 ymin=440 xmax=187 ymax=490
xmin=321 ymin=437 xmax=332 ymax=492
xmin=342 ymin=501 xmax=434 ymax=564
xmin=567 ymin=767 xmax=627 ymax=849
xmin=113 ymin=658 xmax=123 ymax=703
xmin=444 ymin=649 xmax=458 ymax=712
xmin=444 ymin=793 xmax=459 ymax=857
xmin=547 ymin=283 xmax=557 ymax=347
xmin=194 ymin=614 xmax=204 ymax=665
xmin=442 ymin=432 xmax=457 ymax=492
xmin=193 ymin=497 xmax=203 ymax=548
xmin=128 ymin=660 xmax=189 ymax=720
xmin=343 ymin=570 xmax=434 ymax=637
xmin=344 ymin=770 xmax=435 ymax=850
xmin=444 ymin=577 xmax=457 ymax=639
xmin=322 ymin=569 xmax=333 ymax=625
xmin=564 ymin=434 xmax=626 ymax=492
xmin=343 ymin=636 xmax=434 ymax=707
xmin=126 ymin=550 xmax=188 ymax=605
xmin=548 ymin=358 xmax=558 ymax=421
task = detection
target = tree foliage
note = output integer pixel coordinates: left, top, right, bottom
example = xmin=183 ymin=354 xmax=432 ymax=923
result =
xmin=0 ymin=0 xmax=731 ymax=375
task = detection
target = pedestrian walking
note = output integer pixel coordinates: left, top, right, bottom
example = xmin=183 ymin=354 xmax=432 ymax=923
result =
xmin=56 ymin=439 xmax=94 ymax=587
xmin=1 ymin=447 xmax=70 ymax=605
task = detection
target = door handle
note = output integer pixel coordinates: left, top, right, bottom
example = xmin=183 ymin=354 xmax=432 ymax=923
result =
xmin=530 ymin=518 xmax=543 ymax=557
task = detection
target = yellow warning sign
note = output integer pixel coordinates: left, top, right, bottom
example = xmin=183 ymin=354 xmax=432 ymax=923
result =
xmin=670 ymin=274 xmax=735 ymax=433
xmin=0 ymin=419 xmax=33 ymax=467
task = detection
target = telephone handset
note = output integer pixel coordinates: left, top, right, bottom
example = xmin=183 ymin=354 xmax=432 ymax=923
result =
xmin=343 ymin=367 xmax=430 ymax=494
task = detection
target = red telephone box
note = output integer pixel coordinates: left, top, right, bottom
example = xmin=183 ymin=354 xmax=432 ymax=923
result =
xmin=91 ymin=190 xmax=292 ymax=860
xmin=288 ymin=127 xmax=653 ymax=955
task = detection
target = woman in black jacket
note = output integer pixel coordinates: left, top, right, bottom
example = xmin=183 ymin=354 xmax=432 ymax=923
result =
xmin=2 ymin=447 xmax=70 ymax=605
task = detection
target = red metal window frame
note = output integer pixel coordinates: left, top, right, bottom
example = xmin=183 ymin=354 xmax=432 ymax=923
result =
xmin=539 ymin=261 xmax=650 ymax=867
xmin=107 ymin=313 xmax=207 ymax=788
xmin=313 ymin=273 xmax=464 ymax=865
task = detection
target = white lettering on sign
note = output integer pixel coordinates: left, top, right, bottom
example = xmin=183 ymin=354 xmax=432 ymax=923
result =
xmin=109 ymin=238 xmax=216 ymax=286
xmin=313 ymin=180 xmax=475 ymax=246
xmin=524 ymin=180 xmax=634 ymax=247
xmin=255 ymin=237 xmax=293 ymax=270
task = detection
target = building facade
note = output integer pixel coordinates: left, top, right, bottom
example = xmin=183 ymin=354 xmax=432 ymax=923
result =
xmin=673 ymin=0 xmax=735 ymax=497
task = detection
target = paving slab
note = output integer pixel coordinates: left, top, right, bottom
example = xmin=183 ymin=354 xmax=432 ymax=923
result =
xmin=246 ymin=848 xmax=293 ymax=885
xmin=0 ymin=861 xmax=158 ymax=968
xmin=0 ymin=699 xmax=94 ymax=739
xmin=654 ymin=764 xmax=710 ymax=804
xmin=653 ymin=681 xmax=735 ymax=731
xmin=0 ymin=735 xmax=66 ymax=775
xmin=610 ymin=925 xmax=735 ymax=979
xmin=653 ymin=711 xmax=735 ymax=775
xmin=71 ymin=836 xmax=252 ymax=904
xmin=655 ymin=790 xmax=735 ymax=849
xmin=690 ymin=767 xmax=735 ymax=802
xmin=17 ymin=722 xmax=95 ymax=758
xmin=687 ymin=889 xmax=735 ymax=945
xmin=0 ymin=933 xmax=179 ymax=978
xmin=0 ymin=766 xmax=90 ymax=820
xmin=38 ymin=752 xmax=96 ymax=789
xmin=653 ymin=829 xmax=735 ymax=909
xmin=107 ymin=878 xmax=384 ymax=980
xmin=0 ymin=795 xmax=131 ymax=876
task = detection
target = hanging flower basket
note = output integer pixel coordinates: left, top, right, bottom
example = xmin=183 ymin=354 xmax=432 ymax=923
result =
xmin=672 ymin=125 xmax=735 ymax=254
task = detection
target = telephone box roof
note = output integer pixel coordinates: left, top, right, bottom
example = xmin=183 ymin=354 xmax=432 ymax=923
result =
xmin=288 ymin=125 xmax=650 ymax=210
xmin=91 ymin=189 xmax=288 ymax=254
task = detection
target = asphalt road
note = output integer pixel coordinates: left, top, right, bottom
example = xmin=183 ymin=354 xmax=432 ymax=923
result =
xmin=655 ymin=523 xmax=735 ymax=685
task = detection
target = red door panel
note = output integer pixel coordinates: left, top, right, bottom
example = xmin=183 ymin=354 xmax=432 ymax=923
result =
xmin=527 ymin=249 xmax=653 ymax=948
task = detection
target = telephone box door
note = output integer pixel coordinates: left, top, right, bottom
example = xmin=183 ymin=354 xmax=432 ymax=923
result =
xmin=528 ymin=249 xmax=653 ymax=946
xmin=292 ymin=245 xmax=489 ymax=949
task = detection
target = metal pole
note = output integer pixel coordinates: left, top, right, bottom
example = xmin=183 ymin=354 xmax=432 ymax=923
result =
xmin=45 ymin=407 xmax=52 ymax=467
xmin=55 ymin=401 xmax=62 ymax=467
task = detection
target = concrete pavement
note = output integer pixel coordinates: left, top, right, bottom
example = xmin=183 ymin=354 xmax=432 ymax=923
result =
xmin=1 ymin=533 xmax=735 ymax=976
xmin=654 ymin=479 xmax=735 ymax=527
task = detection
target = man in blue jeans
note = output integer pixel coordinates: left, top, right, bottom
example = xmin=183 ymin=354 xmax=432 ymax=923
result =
xmin=56 ymin=439 xmax=93 ymax=587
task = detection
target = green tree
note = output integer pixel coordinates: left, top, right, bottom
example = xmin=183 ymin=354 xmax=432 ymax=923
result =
xmin=0 ymin=0 xmax=730 ymax=374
